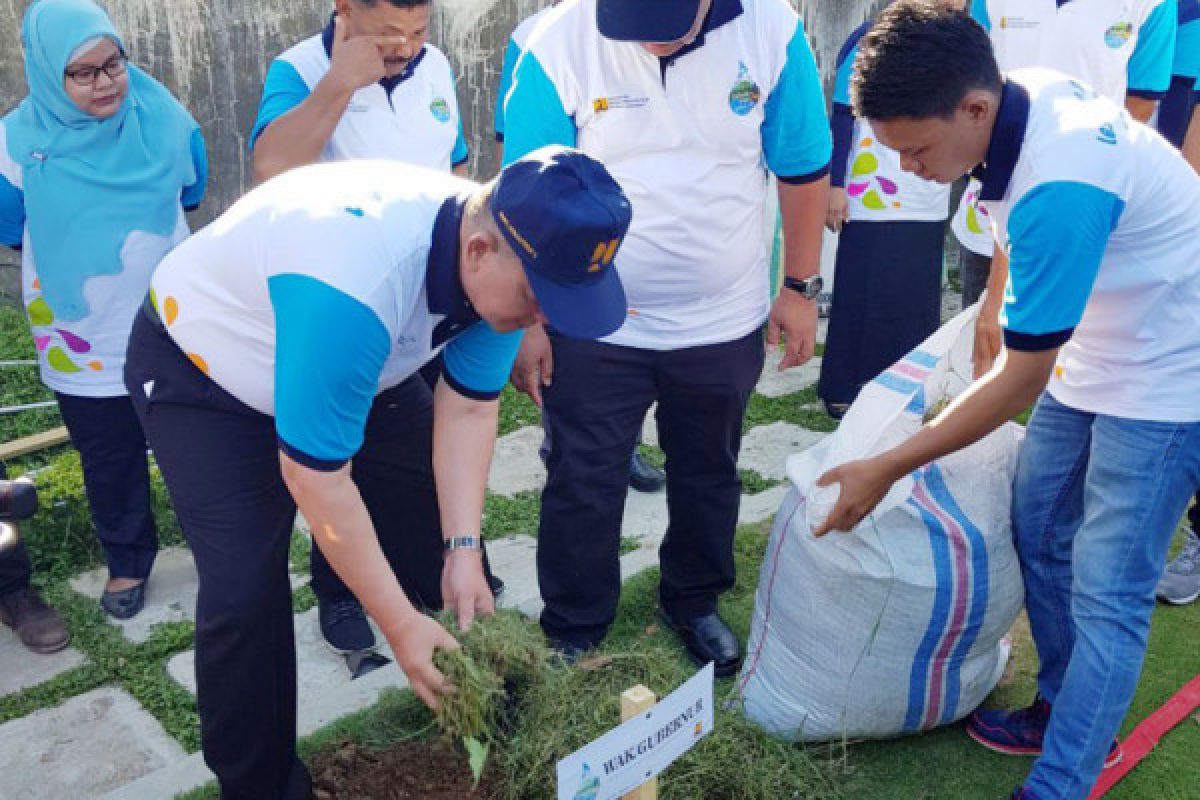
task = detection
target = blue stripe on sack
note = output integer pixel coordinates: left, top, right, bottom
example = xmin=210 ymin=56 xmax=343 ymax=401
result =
xmin=906 ymin=350 xmax=939 ymax=369
xmin=905 ymin=386 xmax=927 ymax=415
xmin=874 ymin=372 xmax=923 ymax=395
xmin=925 ymin=464 xmax=991 ymax=725
xmin=903 ymin=489 xmax=955 ymax=732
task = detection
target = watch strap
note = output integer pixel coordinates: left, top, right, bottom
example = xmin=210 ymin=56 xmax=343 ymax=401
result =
xmin=444 ymin=535 xmax=482 ymax=552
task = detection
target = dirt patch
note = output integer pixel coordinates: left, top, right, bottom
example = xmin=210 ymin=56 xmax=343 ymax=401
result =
xmin=312 ymin=740 xmax=497 ymax=800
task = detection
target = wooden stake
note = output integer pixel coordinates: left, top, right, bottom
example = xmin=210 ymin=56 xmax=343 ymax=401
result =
xmin=620 ymin=685 xmax=658 ymax=800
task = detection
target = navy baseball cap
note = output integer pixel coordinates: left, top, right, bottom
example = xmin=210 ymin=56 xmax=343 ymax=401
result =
xmin=597 ymin=0 xmax=702 ymax=42
xmin=492 ymin=146 xmax=632 ymax=340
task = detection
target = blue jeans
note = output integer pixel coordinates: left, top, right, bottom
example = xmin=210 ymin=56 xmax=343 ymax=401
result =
xmin=1013 ymin=393 xmax=1200 ymax=799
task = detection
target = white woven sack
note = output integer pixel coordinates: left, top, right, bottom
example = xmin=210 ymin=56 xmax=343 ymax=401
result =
xmin=738 ymin=305 xmax=1024 ymax=742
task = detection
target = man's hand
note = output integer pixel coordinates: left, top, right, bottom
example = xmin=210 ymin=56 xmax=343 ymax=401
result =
xmin=510 ymin=323 xmax=553 ymax=407
xmin=767 ymin=289 xmax=817 ymax=371
xmin=825 ymin=187 xmax=850 ymax=233
xmin=382 ymin=611 xmax=459 ymax=711
xmin=441 ymin=549 xmax=495 ymax=632
xmin=973 ymin=300 xmax=1004 ymax=379
xmin=327 ymin=15 xmax=403 ymax=94
xmin=812 ymin=456 xmax=898 ymax=537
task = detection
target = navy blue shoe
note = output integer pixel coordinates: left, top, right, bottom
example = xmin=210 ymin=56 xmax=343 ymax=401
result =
xmin=318 ymin=595 xmax=376 ymax=654
xmin=100 ymin=580 xmax=146 ymax=620
xmin=967 ymin=695 xmax=1122 ymax=768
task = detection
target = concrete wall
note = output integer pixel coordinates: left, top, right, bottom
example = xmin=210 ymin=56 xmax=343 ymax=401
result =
xmin=0 ymin=0 xmax=884 ymax=302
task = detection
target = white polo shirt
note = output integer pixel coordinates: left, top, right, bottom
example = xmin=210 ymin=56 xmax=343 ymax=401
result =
xmin=979 ymin=68 xmax=1200 ymax=422
xmin=953 ymin=0 xmax=1178 ymax=255
xmin=502 ymin=0 xmax=831 ymax=350
xmin=252 ymin=19 xmax=468 ymax=171
xmin=831 ymin=22 xmax=951 ymax=222
xmin=148 ymin=161 xmax=522 ymax=469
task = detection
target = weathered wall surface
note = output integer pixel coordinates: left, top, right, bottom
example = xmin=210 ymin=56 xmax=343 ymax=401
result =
xmin=0 ymin=0 xmax=883 ymax=300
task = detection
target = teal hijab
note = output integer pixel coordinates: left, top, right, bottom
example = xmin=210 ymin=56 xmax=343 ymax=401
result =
xmin=5 ymin=0 xmax=199 ymax=322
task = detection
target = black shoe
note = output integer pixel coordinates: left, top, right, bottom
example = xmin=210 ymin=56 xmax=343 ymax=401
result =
xmin=100 ymin=580 xmax=147 ymax=620
xmin=547 ymin=636 xmax=592 ymax=667
xmin=659 ymin=608 xmax=741 ymax=677
xmin=318 ymin=595 xmax=376 ymax=654
xmin=629 ymin=450 xmax=666 ymax=493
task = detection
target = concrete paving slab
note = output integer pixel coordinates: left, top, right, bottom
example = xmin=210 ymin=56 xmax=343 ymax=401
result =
xmin=0 ymin=623 xmax=86 ymax=698
xmin=71 ymin=547 xmax=308 ymax=644
xmin=101 ymin=751 xmax=212 ymax=800
xmin=738 ymin=486 xmax=790 ymax=526
xmin=0 ymin=687 xmax=185 ymax=800
xmin=757 ymin=351 xmax=822 ymax=398
xmin=167 ymin=607 xmax=396 ymax=713
xmin=488 ymin=535 xmax=541 ymax=617
xmin=487 ymin=426 xmax=546 ymax=497
xmin=70 ymin=548 xmax=200 ymax=644
xmin=738 ymin=422 xmax=828 ymax=480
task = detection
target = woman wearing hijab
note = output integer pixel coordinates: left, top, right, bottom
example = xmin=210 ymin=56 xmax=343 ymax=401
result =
xmin=0 ymin=0 xmax=208 ymax=619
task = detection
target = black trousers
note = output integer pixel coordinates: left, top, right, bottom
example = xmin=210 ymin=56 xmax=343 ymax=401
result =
xmin=537 ymin=328 xmax=764 ymax=649
xmin=125 ymin=310 xmax=444 ymax=800
xmin=55 ymin=392 xmax=158 ymax=580
xmin=959 ymin=245 xmax=992 ymax=308
xmin=819 ymin=219 xmax=944 ymax=406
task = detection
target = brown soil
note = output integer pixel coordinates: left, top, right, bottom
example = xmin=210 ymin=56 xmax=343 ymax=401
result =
xmin=311 ymin=739 xmax=499 ymax=800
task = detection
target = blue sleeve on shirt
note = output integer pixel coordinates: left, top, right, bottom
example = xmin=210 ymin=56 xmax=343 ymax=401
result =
xmin=181 ymin=128 xmax=208 ymax=211
xmin=495 ymin=37 xmax=522 ymax=140
xmin=1128 ymin=0 xmax=1178 ymax=96
xmin=441 ymin=321 xmax=524 ymax=401
xmin=269 ymin=273 xmax=391 ymax=470
xmin=971 ymin=0 xmax=991 ymax=32
xmin=0 ymin=172 xmax=24 ymax=248
xmin=833 ymin=40 xmax=857 ymax=107
xmin=250 ymin=59 xmax=312 ymax=150
xmin=453 ymin=115 xmax=470 ymax=166
xmin=762 ymin=20 xmax=833 ymax=183
xmin=1001 ymin=181 xmax=1125 ymax=351
xmin=501 ymin=51 xmax=578 ymax=166
xmin=1175 ymin=16 xmax=1200 ymax=79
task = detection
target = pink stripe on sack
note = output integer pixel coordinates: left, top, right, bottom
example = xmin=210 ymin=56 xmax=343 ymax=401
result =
xmin=891 ymin=361 xmax=932 ymax=381
xmin=912 ymin=479 xmax=972 ymax=729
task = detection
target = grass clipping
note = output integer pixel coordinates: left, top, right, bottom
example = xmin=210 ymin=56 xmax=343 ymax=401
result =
xmin=429 ymin=611 xmax=834 ymax=800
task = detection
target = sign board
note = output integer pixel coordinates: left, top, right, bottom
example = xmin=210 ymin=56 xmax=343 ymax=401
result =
xmin=556 ymin=663 xmax=714 ymax=800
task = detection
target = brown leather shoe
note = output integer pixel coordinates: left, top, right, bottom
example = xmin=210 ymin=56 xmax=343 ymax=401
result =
xmin=0 ymin=587 xmax=71 ymax=654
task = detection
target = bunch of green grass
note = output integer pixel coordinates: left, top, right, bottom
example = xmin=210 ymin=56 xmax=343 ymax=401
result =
xmin=432 ymin=610 xmax=555 ymax=744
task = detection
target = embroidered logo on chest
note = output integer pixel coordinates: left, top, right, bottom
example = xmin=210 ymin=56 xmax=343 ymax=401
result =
xmin=1104 ymin=21 xmax=1133 ymax=48
xmin=728 ymin=62 xmax=761 ymax=116
xmin=430 ymin=97 xmax=451 ymax=123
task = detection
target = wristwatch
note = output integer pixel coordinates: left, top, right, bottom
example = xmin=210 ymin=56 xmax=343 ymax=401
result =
xmin=783 ymin=275 xmax=824 ymax=300
xmin=444 ymin=535 xmax=482 ymax=553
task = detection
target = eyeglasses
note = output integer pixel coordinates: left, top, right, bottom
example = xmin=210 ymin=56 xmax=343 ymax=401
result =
xmin=64 ymin=54 xmax=128 ymax=87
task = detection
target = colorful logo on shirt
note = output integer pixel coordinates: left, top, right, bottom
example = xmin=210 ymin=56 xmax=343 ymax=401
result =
xmin=1104 ymin=22 xmax=1133 ymax=48
xmin=1097 ymin=122 xmax=1118 ymax=145
xmin=1068 ymin=80 xmax=1099 ymax=102
xmin=963 ymin=188 xmax=990 ymax=235
xmin=430 ymin=97 xmax=451 ymax=123
xmin=847 ymin=138 xmax=902 ymax=211
xmin=728 ymin=62 xmax=761 ymax=116
xmin=592 ymin=94 xmax=650 ymax=113
xmin=25 ymin=293 xmax=102 ymax=374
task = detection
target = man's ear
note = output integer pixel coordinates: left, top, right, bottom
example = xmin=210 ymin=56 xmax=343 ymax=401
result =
xmin=463 ymin=230 xmax=500 ymax=271
xmin=962 ymin=89 xmax=992 ymax=124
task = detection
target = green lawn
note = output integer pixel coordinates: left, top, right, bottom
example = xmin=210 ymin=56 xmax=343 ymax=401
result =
xmin=176 ymin=523 xmax=1199 ymax=800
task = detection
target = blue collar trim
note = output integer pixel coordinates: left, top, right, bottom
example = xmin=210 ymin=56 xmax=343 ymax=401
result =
xmin=321 ymin=14 xmax=427 ymax=93
xmin=975 ymin=80 xmax=1031 ymax=202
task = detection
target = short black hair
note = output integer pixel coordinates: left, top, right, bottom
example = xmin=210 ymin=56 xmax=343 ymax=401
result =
xmin=852 ymin=0 xmax=1002 ymax=121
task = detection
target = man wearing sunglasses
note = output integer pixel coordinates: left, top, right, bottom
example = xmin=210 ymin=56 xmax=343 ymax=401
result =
xmin=502 ymin=0 xmax=831 ymax=674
